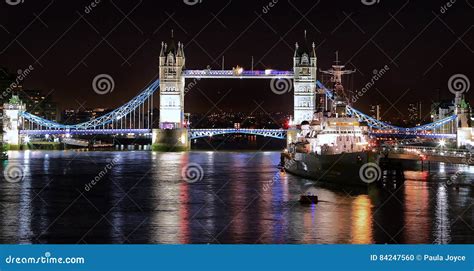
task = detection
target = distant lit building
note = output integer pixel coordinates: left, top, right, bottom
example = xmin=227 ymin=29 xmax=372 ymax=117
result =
xmin=188 ymin=111 xmax=289 ymax=129
xmin=0 ymin=67 xmax=17 ymax=109
xmin=431 ymin=98 xmax=472 ymax=134
xmin=61 ymin=108 xmax=110 ymax=124
xmin=18 ymin=89 xmax=59 ymax=121
xmin=369 ymin=104 xmax=382 ymax=120
xmin=408 ymin=101 xmax=422 ymax=125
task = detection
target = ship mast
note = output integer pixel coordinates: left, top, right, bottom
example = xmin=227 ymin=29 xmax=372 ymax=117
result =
xmin=319 ymin=52 xmax=356 ymax=115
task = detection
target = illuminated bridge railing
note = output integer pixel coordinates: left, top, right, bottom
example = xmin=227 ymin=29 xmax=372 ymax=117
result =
xmin=183 ymin=70 xmax=294 ymax=79
xmin=20 ymin=129 xmax=151 ymax=136
xmin=189 ymin=128 xmax=287 ymax=139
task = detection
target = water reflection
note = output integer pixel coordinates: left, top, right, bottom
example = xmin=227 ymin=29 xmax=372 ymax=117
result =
xmin=0 ymin=151 xmax=472 ymax=244
xmin=434 ymin=185 xmax=451 ymax=244
xmin=351 ymin=196 xmax=373 ymax=244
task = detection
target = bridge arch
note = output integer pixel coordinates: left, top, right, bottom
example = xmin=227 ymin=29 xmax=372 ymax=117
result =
xmin=189 ymin=129 xmax=287 ymax=140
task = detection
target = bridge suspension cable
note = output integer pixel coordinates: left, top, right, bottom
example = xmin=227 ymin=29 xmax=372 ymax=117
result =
xmin=315 ymin=81 xmax=457 ymax=132
xmin=20 ymin=79 xmax=160 ymax=131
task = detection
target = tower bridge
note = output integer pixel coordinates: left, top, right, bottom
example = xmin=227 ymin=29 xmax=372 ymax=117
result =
xmin=2 ymin=35 xmax=471 ymax=151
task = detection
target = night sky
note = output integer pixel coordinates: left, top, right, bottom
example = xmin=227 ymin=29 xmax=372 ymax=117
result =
xmin=0 ymin=0 xmax=472 ymax=121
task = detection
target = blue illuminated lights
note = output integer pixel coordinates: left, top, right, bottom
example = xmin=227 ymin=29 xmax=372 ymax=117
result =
xmin=19 ymin=78 xmax=456 ymax=136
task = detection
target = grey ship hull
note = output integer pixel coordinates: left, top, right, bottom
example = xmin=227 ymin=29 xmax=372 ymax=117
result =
xmin=284 ymin=152 xmax=374 ymax=186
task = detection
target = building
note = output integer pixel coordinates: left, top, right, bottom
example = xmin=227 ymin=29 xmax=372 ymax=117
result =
xmin=408 ymin=101 xmax=422 ymax=125
xmin=431 ymin=99 xmax=456 ymax=133
xmin=18 ymin=89 xmax=58 ymax=121
xmin=431 ymin=97 xmax=472 ymax=136
xmin=61 ymin=108 xmax=109 ymax=125
xmin=369 ymin=104 xmax=382 ymax=120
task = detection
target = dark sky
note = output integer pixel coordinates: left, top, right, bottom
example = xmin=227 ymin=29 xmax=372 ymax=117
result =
xmin=0 ymin=0 xmax=472 ymax=121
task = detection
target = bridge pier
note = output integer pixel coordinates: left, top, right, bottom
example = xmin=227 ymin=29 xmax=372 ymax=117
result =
xmin=151 ymin=128 xmax=190 ymax=151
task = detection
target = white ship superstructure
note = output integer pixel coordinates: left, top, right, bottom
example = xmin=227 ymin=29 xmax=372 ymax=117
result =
xmin=298 ymin=116 xmax=370 ymax=155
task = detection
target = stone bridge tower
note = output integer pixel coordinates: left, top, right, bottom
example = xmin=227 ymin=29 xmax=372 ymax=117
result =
xmin=158 ymin=33 xmax=185 ymax=129
xmin=153 ymin=33 xmax=190 ymax=151
xmin=293 ymin=37 xmax=317 ymax=126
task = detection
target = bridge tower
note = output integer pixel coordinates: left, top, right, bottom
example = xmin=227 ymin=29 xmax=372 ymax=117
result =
xmin=292 ymin=37 xmax=317 ymax=126
xmin=2 ymin=95 xmax=25 ymax=146
xmin=158 ymin=33 xmax=186 ymax=129
xmin=454 ymin=93 xmax=473 ymax=147
xmin=153 ymin=33 xmax=190 ymax=151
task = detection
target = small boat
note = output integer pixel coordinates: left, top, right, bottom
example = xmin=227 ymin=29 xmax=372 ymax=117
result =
xmin=299 ymin=194 xmax=318 ymax=204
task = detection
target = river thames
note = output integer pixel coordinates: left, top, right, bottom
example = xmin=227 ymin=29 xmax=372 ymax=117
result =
xmin=0 ymin=151 xmax=472 ymax=244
